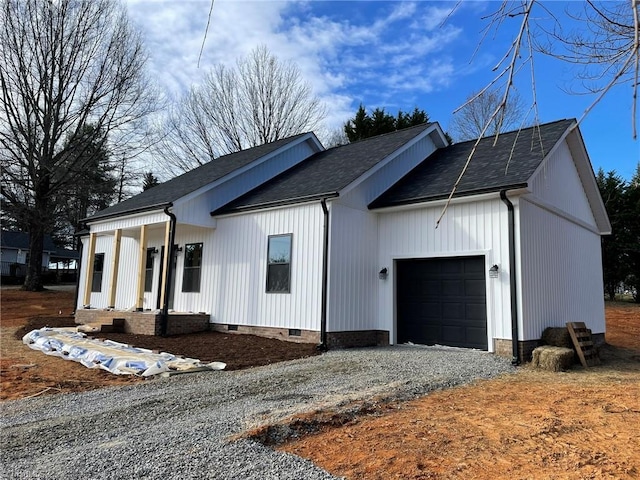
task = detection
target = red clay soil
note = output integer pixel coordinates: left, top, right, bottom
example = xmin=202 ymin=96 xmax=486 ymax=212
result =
xmin=0 ymin=288 xmax=319 ymax=401
xmin=2 ymin=288 xmax=639 ymax=479
xmin=280 ymin=301 xmax=640 ymax=480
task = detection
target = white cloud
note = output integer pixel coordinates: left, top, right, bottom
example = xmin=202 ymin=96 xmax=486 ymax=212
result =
xmin=125 ymin=0 xmax=469 ymax=131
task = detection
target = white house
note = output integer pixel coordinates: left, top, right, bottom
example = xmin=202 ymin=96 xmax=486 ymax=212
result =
xmin=75 ymin=120 xmax=610 ymax=362
xmin=1 ymin=231 xmax=78 ymax=278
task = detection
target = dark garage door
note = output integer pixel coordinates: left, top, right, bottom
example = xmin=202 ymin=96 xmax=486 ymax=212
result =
xmin=397 ymin=256 xmax=487 ymax=350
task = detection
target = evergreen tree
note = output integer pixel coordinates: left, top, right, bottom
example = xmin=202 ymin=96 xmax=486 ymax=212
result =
xmin=596 ymin=169 xmax=630 ymax=300
xmin=343 ymin=105 xmax=430 ymax=143
xmin=142 ymin=172 xmax=161 ymax=191
xmin=625 ymin=165 xmax=640 ymax=302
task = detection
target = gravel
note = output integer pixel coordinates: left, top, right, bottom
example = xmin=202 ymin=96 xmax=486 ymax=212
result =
xmin=1 ymin=345 xmax=514 ymax=479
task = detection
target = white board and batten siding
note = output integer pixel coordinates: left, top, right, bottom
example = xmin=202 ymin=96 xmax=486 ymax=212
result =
xmin=77 ymin=226 xmax=168 ymax=311
xmin=89 ymin=210 xmax=169 ymax=234
xmin=326 ymin=133 xmax=440 ymax=334
xmin=327 ymin=202 xmax=379 ymax=334
xmin=519 ymin=137 xmax=606 ymax=337
xmin=208 ymin=203 xmax=324 ymax=332
xmin=77 ymin=234 xmax=141 ymax=310
xmin=528 ymin=140 xmax=597 ymax=229
xmin=169 ymin=226 xmax=213 ymax=314
xmin=376 ymin=197 xmax=513 ymax=349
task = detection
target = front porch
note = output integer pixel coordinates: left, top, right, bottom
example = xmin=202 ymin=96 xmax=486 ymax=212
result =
xmin=75 ymin=309 xmax=210 ymax=336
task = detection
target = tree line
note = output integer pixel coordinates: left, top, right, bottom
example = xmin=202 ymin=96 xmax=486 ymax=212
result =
xmin=1 ymin=0 xmax=635 ymax=291
xmin=597 ymin=166 xmax=640 ymax=302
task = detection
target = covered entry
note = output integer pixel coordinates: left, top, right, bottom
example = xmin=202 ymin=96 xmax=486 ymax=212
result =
xmin=396 ymin=256 xmax=488 ymax=349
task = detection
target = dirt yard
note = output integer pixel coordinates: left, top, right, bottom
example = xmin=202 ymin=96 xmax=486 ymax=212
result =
xmin=1 ymin=288 xmax=639 ymax=479
xmin=280 ymin=302 xmax=640 ymax=479
xmin=0 ymin=287 xmax=319 ymax=400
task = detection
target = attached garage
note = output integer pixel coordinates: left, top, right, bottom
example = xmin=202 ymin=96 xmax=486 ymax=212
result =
xmin=396 ymin=256 xmax=488 ymax=350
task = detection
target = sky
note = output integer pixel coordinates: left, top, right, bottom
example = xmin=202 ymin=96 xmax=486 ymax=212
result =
xmin=125 ymin=0 xmax=639 ymax=181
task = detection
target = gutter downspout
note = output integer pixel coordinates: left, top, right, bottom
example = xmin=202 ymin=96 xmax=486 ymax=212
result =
xmin=500 ymin=190 xmax=520 ymax=365
xmin=318 ymin=198 xmax=330 ymax=351
xmin=161 ymin=205 xmax=177 ymax=337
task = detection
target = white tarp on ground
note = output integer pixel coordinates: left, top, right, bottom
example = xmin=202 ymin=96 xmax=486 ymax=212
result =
xmin=23 ymin=328 xmax=225 ymax=376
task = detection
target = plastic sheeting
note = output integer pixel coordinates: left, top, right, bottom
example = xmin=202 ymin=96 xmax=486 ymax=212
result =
xmin=23 ymin=328 xmax=226 ymax=376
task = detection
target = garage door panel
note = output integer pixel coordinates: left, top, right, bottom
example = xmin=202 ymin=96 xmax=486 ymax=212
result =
xmin=397 ymin=256 xmax=487 ymax=350
xmin=442 ymin=302 xmax=464 ymax=319
xmin=466 ymin=303 xmax=487 ymax=320
xmin=442 ymin=280 xmax=464 ymax=296
xmin=464 ymin=258 xmax=485 ymax=273
xmin=466 ymin=326 xmax=488 ymax=343
xmin=465 ymin=279 xmax=485 ymax=296
xmin=421 ymin=325 xmax=441 ymax=343
xmin=421 ymin=302 xmax=441 ymax=318
xmin=441 ymin=261 xmax=463 ymax=274
xmin=442 ymin=325 xmax=465 ymax=344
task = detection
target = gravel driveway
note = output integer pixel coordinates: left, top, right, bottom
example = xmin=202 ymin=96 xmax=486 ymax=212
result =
xmin=1 ymin=345 xmax=513 ymax=479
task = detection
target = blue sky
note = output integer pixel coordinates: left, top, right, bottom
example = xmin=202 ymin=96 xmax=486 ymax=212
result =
xmin=126 ymin=0 xmax=639 ymax=180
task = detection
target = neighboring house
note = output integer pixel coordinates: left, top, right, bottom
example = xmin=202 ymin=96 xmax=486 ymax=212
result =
xmin=0 ymin=231 xmax=80 ymax=278
xmin=75 ymin=120 xmax=610 ymax=362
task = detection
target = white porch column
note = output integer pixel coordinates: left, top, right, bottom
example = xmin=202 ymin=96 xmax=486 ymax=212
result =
xmin=107 ymin=229 xmax=122 ymax=308
xmin=135 ymin=225 xmax=148 ymax=311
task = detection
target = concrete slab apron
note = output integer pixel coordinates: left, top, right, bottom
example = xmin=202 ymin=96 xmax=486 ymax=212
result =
xmin=0 ymin=346 xmax=514 ymax=480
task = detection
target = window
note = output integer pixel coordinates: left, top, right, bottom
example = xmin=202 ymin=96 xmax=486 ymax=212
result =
xmin=91 ymin=253 xmax=105 ymax=292
xmin=144 ymin=248 xmax=155 ymax=292
xmin=266 ymin=234 xmax=291 ymax=293
xmin=182 ymin=243 xmax=202 ymax=292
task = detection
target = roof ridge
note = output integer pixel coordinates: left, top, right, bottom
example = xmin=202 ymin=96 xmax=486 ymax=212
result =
xmin=453 ymin=118 xmax=574 ymax=146
xmin=329 ymin=122 xmax=433 ymax=150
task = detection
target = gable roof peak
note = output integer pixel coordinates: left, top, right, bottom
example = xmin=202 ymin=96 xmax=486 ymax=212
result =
xmin=86 ymin=131 xmax=320 ymax=222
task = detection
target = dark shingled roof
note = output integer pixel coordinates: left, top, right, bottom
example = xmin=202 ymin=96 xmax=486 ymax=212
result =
xmin=0 ymin=231 xmax=79 ymax=260
xmin=87 ymin=133 xmax=311 ymax=221
xmin=369 ymin=119 xmax=575 ymax=209
xmin=1 ymin=231 xmax=57 ymax=251
xmin=214 ymin=123 xmax=435 ymax=214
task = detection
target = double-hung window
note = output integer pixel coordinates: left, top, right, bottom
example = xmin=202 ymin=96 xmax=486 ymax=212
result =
xmin=91 ymin=253 xmax=105 ymax=292
xmin=182 ymin=243 xmax=202 ymax=292
xmin=266 ymin=234 xmax=292 ymax=293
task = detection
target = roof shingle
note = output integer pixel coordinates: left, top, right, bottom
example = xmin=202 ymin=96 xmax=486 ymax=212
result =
xmin=369 ymin=119 xmax=574 ymax=209
xmin=214 ymin=123 xmax=435 ymax=214
xmin=87 ymin=133 xmax=311 ymax=221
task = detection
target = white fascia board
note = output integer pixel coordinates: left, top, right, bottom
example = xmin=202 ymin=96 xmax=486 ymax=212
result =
xmin=174 ymin=133 xmax=324 ymax=208
xmin=521 ymin=194 xmax=604 ymax=235
xmin=429 ymin=123 xmax=450 ymax=148
xmin=565 ymin=128 xmax=612 ymax=234
xmin=213 ymin=198 xmax=328 ymax=219
xmin=338 ymin=124 xmax=440 ymax=199
xmin=370 ymin=189 xmax=530 ymax=214
xmin=525 ymin=121 xmax=610 ymax=234
xmin=87 ymin=209 xmax=168 ymax=233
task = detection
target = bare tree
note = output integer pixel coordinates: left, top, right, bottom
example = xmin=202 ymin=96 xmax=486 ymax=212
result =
xmin=435 ymin=0 xmax=638 ymax=226
xmin=0 ymin=0 xmax=158 ymax=290
xmin=156 ymin=45 xmax=326 ymax=177
xmin=449 ymin=90 xmax=526 ymax=142
xmin=462 ymin=1 xmax=638 ymax=140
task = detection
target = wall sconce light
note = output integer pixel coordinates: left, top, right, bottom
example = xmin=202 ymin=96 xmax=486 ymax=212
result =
xmin=378 ymin=267 xmax=388 ymax=280
xmin=489 ymin=264 xmax=499 ymax=278
xmin=149 ymin=247 xmax=158 ymax=255
xmin=174 ymin=246 xmax=183 ymax=254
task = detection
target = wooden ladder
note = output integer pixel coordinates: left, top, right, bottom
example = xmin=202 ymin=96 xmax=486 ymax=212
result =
xmin=566 ymin=322 xmax=600 ymax=367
